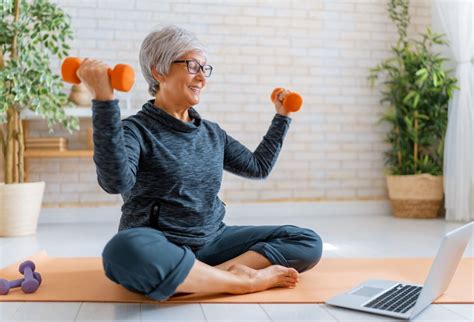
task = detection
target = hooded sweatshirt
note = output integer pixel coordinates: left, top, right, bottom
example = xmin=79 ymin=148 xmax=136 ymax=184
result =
xmin=92 ymin=99 xmax=291 ymax=248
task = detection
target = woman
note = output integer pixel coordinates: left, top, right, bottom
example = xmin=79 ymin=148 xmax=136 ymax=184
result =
xmin=77 ymin=25 xmax=323 ymax=301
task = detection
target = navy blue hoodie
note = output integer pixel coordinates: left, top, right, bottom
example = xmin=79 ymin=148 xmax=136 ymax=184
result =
xmin=92 ymin=99 xmax=291 ymax=248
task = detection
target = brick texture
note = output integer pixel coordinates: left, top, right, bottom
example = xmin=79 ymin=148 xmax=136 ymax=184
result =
xmin=1 ymin=0 xmax=432 ymax=206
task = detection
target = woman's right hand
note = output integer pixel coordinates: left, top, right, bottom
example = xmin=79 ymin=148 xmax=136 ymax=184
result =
xmin=76 ymin=58 xmax=115 ymax=101
xmin=273 ymin=89 xmax=292 ymax=117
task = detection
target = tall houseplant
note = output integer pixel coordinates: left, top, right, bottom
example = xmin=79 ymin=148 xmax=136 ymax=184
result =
xmin=0 ymin=0 xmax=78 ymax=235
xmin=368 ymin=0 xmax=458 ymax=218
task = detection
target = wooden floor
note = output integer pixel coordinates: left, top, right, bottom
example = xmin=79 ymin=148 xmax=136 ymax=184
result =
xmin=0 ymin=203 xmax=472 ymax=321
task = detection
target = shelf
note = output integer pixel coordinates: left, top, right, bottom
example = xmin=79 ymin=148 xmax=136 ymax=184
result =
xmin=24 ymin=149 xmax=93 ymax=158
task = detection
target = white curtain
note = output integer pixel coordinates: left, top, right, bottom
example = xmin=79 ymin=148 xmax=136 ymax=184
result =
xmin=434 ymin=0 xmax=474 ymax=221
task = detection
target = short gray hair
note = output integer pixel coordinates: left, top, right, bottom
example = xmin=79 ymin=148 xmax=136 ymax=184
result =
xmin=139 ymin=25 xmax=208 ymax=96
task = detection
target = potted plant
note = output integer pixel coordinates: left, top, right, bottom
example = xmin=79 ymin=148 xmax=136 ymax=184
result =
xmin=0 ymin=0 xmax=78 ymax=236
xmin=368 ymin=0 xmax=458 ymax=218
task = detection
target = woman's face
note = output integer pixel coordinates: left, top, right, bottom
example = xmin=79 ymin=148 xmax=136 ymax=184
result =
xmin=157 ymin=51 xmax=208 ymax=108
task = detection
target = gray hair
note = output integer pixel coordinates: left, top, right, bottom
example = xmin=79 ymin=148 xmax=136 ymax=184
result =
xmin=139 ymin=25 xmax=208 ymax=96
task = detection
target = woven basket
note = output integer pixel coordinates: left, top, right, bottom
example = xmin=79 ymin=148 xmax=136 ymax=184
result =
xmin=0 ymin=181 xmax=45 ymax=236
xmin=386 ymin=174 xmax=444 ymax=218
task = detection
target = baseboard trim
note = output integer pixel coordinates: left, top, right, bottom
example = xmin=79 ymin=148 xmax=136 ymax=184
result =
xmin=38 ymin=200 xmax=392 ymax=224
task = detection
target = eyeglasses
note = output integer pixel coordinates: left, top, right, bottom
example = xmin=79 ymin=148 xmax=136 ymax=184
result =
xmin=172 ymin=59 xmax=213 ymax=78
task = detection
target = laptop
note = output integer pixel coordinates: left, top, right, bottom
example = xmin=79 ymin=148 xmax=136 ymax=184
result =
xmin=326 ymin=221 xmax=473 ymax=320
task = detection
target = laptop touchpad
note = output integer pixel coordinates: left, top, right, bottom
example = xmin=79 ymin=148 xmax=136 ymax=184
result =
xmin=350 ymin=286 xmax=384 ymax=297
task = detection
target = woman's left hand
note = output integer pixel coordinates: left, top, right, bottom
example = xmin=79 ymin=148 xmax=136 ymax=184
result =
xmin=273 ymin=89 xmax=292 ymax=117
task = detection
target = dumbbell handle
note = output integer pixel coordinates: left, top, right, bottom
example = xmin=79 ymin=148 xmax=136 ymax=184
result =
xmin=271 ymin=88 xmax=303 ymax=112
xmin=23 ymin=265 xmax=34 ymax=281
xmin=7 ymin=278 xmax=23 ymax=289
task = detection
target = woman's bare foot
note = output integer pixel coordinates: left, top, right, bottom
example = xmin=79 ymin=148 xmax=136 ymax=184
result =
xmin=227 ymin=263 xmax=255 ymax=276
xmin=228 ymin=263 xmax=299 ymax=294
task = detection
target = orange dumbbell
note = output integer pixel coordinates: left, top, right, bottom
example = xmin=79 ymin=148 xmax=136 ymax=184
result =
xmin=271 ymin=88 xmax=303 ymax=112
xmin=61 ymin=57 xmax=136 ymax=92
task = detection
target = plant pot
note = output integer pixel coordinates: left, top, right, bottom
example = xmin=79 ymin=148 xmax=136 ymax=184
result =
xmin=0 ymin=181 xmax=45 ymax=236
xmin=386 ymin=174 xmax=444 ymax=218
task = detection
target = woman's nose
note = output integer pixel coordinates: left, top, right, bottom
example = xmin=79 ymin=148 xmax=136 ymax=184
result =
xmin=195 ymin=71 xmax=206 ymax=84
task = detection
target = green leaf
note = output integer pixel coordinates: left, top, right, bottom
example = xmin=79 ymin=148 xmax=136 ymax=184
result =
xmin=415 ymin=68 xmax=427 ymax=76
xmin=403 ymin=91 xmax=416 ymax=104
xmin=413 ymin=94 xmax=420 ymax=108
xmin=433 ymin=72 xmax=439 ymax=87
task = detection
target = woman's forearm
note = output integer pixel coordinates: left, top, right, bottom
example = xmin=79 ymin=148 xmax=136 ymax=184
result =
xmin=224 ymin=114 xmax=291 ymax=178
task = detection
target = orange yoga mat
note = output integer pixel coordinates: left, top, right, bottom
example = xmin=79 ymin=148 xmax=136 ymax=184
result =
xmin=0 ymin=251 xmax=472 ymax=303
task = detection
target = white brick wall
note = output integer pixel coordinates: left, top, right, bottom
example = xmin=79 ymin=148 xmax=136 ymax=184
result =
xmin=2 ymin=0 xmax=432 ymax=206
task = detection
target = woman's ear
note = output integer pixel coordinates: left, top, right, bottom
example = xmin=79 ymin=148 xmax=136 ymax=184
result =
xmin=151 ymin=68 xmax=165 ymax=83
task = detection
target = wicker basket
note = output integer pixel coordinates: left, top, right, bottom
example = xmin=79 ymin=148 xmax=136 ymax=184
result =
xmin=386 ymin=174 xmax=444 ymax=218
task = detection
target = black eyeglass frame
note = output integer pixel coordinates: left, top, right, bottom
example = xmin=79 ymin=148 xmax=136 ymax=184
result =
xmin=172 ymin=59 xmax=213 ymax=77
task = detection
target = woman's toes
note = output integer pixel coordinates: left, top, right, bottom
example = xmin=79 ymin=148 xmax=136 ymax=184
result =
xmin=279 ymin=277 xmax=297 ymax=288
xmin=287 ymin=267 xmax=299 ymax=278
xmin=284 ymin=277 xmax=297 ymax=285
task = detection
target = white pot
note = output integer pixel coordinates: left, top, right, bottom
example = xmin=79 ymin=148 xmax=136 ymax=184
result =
xmin=0 ymin=181 xmax=45 ymax=236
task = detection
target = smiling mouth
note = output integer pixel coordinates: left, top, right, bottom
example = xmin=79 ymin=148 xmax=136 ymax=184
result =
xmin=189 ymin=87 xmax=201 ymax=94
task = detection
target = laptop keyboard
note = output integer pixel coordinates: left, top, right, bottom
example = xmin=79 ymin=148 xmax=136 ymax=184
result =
xmin=363 ymin=284 xmax=422 ymax=314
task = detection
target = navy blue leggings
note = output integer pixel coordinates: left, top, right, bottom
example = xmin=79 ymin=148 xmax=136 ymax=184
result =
xmin=102 ymin=224 xmax=323 ymax=301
